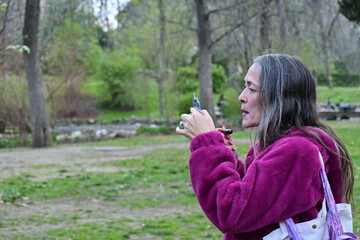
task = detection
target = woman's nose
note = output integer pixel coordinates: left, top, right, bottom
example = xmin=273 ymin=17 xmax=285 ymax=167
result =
xmin=238 ymin=89 xmax=246 ymax=103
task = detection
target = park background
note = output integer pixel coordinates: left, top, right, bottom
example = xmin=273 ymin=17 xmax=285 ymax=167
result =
xmin=0 ymin=0 xmax=359 ymax=239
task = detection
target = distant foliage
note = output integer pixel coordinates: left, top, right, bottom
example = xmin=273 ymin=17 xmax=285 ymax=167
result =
xmin=177 ymin=92 xmax=196 ymax=115
xmin=44 ymin=19 xmax=102 ymax=118
xmin=339 ymin=0 xmax=360 ymax=23
xmin=212 ymin=64 xmax=227 ymax=94
xmin=175 ymin=64 xmax=227 ymax=94
xmin=0 ymin=76 xmax=31 ymax=136
xmin=331 ymin=73 xmax=359 ymax=87
xmin=44 ymin=19 xmax=100 ymax=75
xmin=334 ymin=60 xmax=350 ymax=74
xmin=220 ymin=89 xmax=243 ymax=127
xmin=315 ymin=72 xmax=359 ymax=87
xmin=176 ymin=66 xmax=198 ymax=94
xmin=96 ymin=51 xmax=141 ymax=110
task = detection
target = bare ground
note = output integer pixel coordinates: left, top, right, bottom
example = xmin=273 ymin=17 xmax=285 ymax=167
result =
xmin=0 ymin=139 xmax=249 ymax=239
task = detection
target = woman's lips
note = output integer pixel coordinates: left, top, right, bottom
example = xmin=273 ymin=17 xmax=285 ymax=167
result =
xmin=242 ymin=110 xmax=249 ymax=118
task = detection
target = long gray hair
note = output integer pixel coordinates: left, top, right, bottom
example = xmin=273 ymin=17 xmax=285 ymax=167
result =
xmin=253 ymin=54 xmax=354 ymax=202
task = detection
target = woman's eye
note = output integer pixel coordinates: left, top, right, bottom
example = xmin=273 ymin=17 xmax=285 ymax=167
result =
xmin=249 ymin=88 xmax=256 ymax=92
xmin=242 ymin=84 xmax=257 ymax=93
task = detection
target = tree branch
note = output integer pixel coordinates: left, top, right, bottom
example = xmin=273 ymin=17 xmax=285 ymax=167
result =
xmin=136 ymin=69 xmax=160 ymax=80
xmin=166 ymin=19 xmax=196 ymax=32
xmin=209 ymin=10 xmax=259 ymax=49
xmin=207 ymin=0 xmax=248 ymax=15
xmin=328 ymin=11 xmax=340 ymax=38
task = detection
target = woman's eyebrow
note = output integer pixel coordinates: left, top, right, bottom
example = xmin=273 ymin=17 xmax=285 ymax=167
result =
xmin=244 ymin=80 xmax=259 ymax=88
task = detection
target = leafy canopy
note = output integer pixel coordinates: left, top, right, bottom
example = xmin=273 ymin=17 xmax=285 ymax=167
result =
xmin=338 ymin=0 xmax=360 ymax=23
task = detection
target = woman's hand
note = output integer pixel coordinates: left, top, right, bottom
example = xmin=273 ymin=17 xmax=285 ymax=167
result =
xmin=176 ymin=107 xmax=215 ymax=139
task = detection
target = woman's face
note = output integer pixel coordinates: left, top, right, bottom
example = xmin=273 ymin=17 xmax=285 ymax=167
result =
xmin=238 ymin=63 xmax=261 ymax=128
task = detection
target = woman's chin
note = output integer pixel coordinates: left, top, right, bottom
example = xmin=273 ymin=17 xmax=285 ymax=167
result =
xmin=242 ymin=120 xmax=259 ymax=129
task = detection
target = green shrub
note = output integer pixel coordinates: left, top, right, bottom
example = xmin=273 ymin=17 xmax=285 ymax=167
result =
xmin=212 ymin=64 xmax=227 ymax=93
xmin=177 ymin=93 xmax=195 ymax=115
xmin=316 ymin=72 xmax=327 ymax=86
xmin=137 ymin=126 xmax=172 ymax=134
xmin=175 ymin=64 xmax=227 ymax=94
xmin=331 ymin=73 xmax=359 ymax=87
xmin=96 ymin=51 xmax=141 ymax=110
xmin=220 ymin=89 xmax=243 ymax=127
xmin=0 ymin=138 xmax=31 ymax=148
xmin=176 ymin=66 xmax=198 ymax=94
xmin=315 ymin=72 xmax=359 ymax=87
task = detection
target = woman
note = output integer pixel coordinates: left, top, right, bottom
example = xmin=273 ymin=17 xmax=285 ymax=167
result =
xmin=176 ymin=54 xmax=354 ymax=239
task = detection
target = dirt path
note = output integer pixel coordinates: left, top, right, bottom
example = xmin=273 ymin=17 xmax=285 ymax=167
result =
xmin=0 ymin=139 xmax=250 ymax=239
xmin=0 ymin=142 xmax=191 ymax=181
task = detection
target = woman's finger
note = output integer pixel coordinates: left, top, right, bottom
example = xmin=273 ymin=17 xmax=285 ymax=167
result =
xmin=176 ymin=127 xmax=193 ymax=139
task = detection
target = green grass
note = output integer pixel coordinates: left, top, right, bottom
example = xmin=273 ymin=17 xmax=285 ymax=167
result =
xmin=97 ymin=108 xmax=150 ymax=121
xmin=0 ymin=147 xmax=192 ymax=203
xmin=317 ymin=86 xmax=360 ymax=104
xmin=9 ymin=212 xmax=222 ymax=240
xmin=65 ymin=133 xmax=187 ymax=147
xmin=326 ymin=121 xmax=360 ymax=235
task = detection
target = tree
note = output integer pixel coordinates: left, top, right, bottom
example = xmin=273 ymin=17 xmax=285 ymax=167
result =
xmin=260 ymin=0 xmax=272 ymax=51
xmin=338 ymin=0 xmax=360 ymax=24
xmin=1 ymin=0 xmax=25 ymax=83
xmin=193 ymin=0 xmax=258 ymax=118
xmin=23 ymin=0 xmax=51 ymax=147
xmin=157 ymin=0 xmax=165 ymax=116
xmin=118 ymin=0 xmax=194 ymax=119
xmin=194 ymin=0 xmax=214 ymax=117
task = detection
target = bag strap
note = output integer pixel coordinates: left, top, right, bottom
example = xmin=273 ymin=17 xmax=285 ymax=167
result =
xmin=284 ymin=152 xmax=344 ymax=240
xmin=318 ymin=152 xmax=345 ymax=238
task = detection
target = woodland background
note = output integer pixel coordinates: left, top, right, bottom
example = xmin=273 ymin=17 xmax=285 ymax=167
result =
xmin=0 ymin=0 xmax=360 ymax=147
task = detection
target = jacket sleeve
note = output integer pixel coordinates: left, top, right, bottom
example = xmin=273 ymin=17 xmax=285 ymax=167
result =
xmin=189 ymin=131 xmax=324 ymax=234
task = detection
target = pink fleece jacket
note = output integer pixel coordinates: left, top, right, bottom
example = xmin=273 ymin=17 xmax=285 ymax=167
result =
xmin=189 ymin=127 xmax=344 ymax=240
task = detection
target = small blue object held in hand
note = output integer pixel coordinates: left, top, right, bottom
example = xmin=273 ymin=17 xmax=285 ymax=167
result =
xmin=179 ymin=93 xmax=202 ymax=129
xmin=179 ymin=93 xmax=232 ymax=135
xmin=193 ymin=93 xmax=201 ymax=111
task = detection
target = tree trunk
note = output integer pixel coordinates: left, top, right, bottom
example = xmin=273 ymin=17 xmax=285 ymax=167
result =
xmin=23 ymin=0 xmax=51 ymax=148
xmin=313 ymin=0 xmax=333 ymax=88
xmin=194 ymin=0 xmax=214 ymax=118
xmin=260 ymin=0 xmax=272 ymax=51
xmin=324 ymin=51 xmax=332 ymax=88
xmin=157 ymin=0 xmax=165 ymax=116
xmin=275 ymin=0 xmax=286 ymax=45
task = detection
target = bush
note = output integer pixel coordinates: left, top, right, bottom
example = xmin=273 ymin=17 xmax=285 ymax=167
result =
xmin=177 ymin=93 xmax=195 ymax=116
xmin=315 ymin=72 xmax=327 ymax=86
xmin=0 ymin=75 xmax=31 ymax=136
xmin=331 ymin=73 xmax=359 ymax=87
xmin=175 ymin=64 xmax=227 ymax=94
xmin=137 ymin=126 xmax=172 ymax=134
xmin=315 ymin=72 xmax=359 ymax=87
xmin=44 ymin=19 xmax=102 ymax=118
xmin=212 ymin=64 xmax=227 ymax=93
xmin=96 ymin=51 xmax=141 ymax=110
xmin=176 ymin=66 xmax=198 ymax=94
xmin=221 ymin=89 xmax=243 ymax=128
xmin=0 ymin=138 xmax=31 ymax=148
